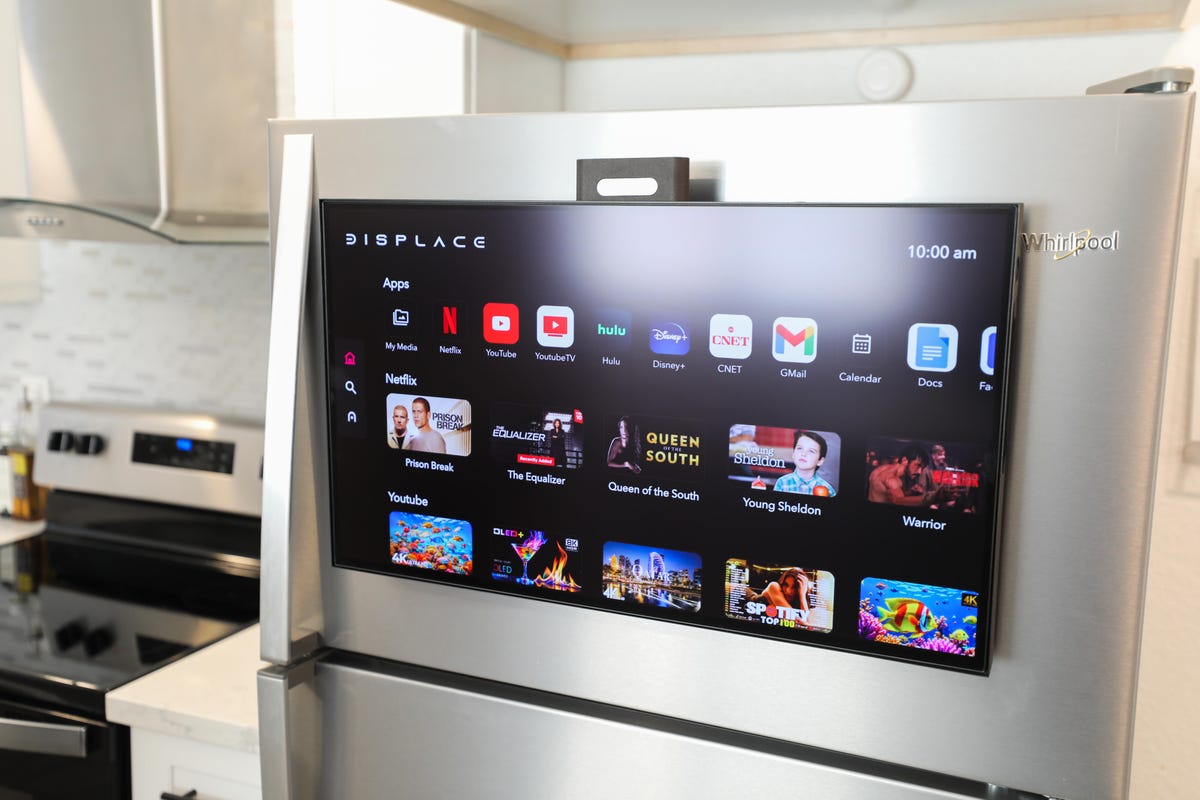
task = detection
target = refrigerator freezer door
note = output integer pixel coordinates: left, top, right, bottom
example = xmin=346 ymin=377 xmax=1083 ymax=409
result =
xmin=258 ymin=654 xmax=1018 ymax=800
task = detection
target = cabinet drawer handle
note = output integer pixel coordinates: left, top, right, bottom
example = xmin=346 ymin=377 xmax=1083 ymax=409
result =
xmin=160 ymin=791 xmax=198 ymax=800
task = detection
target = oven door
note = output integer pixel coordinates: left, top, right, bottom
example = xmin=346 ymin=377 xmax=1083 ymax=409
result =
xmin=0 ymin=696 xmax=129 ymax=800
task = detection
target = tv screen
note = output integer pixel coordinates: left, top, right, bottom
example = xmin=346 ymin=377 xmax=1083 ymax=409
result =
xmin=321 ymin=201 xmax=1019 ymax=673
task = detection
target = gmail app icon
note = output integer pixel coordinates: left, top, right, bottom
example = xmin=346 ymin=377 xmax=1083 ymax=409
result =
xmin=772 ymin=317 xmax=818 ymax=363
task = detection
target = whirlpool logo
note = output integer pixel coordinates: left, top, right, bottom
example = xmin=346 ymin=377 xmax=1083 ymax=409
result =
xmin=1021 ymin=228 xmax=1119 ymax=260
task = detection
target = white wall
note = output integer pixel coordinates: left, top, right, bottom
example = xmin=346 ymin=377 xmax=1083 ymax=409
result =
xmin=0 ymin=0 xmax=38 ymax=304
xmin=0 ymin=242 xmax=271 ymax=423
xmin=469 ymin=30 xmax=563 ymax=113
xmin=563 ymin=30 xmax=1179 ymax=110
xmin=288 ymin=0 xmax=465 ymax=118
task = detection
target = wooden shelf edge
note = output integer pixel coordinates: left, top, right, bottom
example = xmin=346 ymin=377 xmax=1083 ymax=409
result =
xmin=392 ymin=3 xmax=1181 ymax=61
xmin=392 ymin=0 xmax=569 ymax=59
xmin=567 ymin=13 xmax=1182 ymax=60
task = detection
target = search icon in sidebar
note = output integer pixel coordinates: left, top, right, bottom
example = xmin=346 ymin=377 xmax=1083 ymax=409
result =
xmin=345 ymin=380 xmax=357 ymax=395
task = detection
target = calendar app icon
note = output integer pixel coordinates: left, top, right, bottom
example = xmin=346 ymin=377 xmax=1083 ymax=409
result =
xmin=851 ymin=333 xmax=872 ymax=354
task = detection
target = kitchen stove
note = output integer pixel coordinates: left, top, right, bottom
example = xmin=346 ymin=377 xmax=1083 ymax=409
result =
xmin=0 ymin=403 xmax=262 ymax=799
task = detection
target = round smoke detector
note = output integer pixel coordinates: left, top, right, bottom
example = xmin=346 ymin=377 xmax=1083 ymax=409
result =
xmin=856 ymin=48 xmax=913 ymax=102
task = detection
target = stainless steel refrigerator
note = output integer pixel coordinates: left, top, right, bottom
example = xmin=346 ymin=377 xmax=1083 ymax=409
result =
xmin=258 ymin=69 xmax=1194 ymax=799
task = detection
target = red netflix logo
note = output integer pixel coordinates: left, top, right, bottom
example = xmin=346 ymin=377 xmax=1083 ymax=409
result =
xmin=442 ymin=305 xmax=458 ymax=336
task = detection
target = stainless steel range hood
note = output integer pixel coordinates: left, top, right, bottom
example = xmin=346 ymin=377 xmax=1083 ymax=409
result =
xmin=1 ymin=0 xmax=275 ymax=245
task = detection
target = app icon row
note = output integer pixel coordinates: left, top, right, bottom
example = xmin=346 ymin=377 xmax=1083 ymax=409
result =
xmin=389 ymin=301 xmax=998 ymax=374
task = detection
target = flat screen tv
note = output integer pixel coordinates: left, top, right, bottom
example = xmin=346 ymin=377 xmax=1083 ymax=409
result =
xmin=320 ymin=201 xmax=1020 ymax=673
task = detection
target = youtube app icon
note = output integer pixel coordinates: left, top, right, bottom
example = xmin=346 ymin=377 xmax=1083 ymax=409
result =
xmin=483 ymin=302 xmax=520 ymax=345
xmin=536 ymin=305 xmax=575 ymax=348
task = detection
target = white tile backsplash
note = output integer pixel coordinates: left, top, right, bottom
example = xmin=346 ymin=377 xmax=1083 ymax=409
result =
xmin=0 ymin=239 xmax=271 ymax=426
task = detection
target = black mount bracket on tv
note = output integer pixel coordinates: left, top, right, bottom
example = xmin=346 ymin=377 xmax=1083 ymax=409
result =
xmin=576 ymin=157 xmax=690 ymax=202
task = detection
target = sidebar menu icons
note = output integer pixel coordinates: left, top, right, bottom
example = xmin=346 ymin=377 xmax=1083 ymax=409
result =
xmin=334 ymin=338 xmax=365 ymax=439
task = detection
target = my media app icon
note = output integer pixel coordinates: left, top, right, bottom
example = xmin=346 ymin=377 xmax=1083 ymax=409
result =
xmin=772 ymin=317 xmax=817 ymax=363
xmin=595 ymin=308 xmax=631 ymax=351
xmin=907 ymin=323 xmax=958 ymax=372
xmin=536 ymin=305 xmax=575 ymax=348
xmin=980 ymin=326 xmax=996 ymax=376
xmin=709 ymin=314 xmax=753 ymax=359
xmin=649 ymin=318 xmax=690 ymax=356
xmin=483 ymin=302 xmax=519 ymax=345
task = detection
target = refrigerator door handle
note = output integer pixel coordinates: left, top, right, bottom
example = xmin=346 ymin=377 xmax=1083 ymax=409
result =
xmin=258 ymin=661 xmax=318 ymax=800
xmin=261 ymin=132 xmax=320 ymax=665
xmin=1086 ymin=65 xmax=1194 ymax=94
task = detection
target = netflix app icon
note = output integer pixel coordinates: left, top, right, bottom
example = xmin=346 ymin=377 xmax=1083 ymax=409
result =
xmin=440 ymin=304 xmax=460 ymax=336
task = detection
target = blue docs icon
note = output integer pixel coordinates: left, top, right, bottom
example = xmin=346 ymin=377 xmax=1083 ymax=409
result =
xmin=907 ymin=323 xmax=958 ymax=372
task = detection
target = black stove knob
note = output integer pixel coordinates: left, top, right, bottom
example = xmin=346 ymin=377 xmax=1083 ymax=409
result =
xmin=54 ymin=620 xmax=85 ymax=651
xmin=75 ymin=434 xmax=105 ymax=455
xmin=47 ymin=430 xmax=76 ymax=452
xmin=83 ymin=626 xmax=114 ymax=657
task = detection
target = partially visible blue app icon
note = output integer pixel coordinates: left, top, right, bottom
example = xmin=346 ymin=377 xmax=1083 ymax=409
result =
xmin=649 ymin=319 xmax=690 ymax=356
xmin=906 ymin=323 xmax=958 ymax=372
xmin=980 ymin=326 xmax=996 ymax=376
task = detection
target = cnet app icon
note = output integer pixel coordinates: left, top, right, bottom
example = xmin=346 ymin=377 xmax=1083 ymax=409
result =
xmin=483 ymin=302 xmax=520 ymax=344
xmin=536 ymin=305 xmax=575 ymax=348
xmin=709 ymin=314 xmax=753 ymax=359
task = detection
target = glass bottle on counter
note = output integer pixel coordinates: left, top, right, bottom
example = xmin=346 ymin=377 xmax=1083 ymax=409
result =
xmin=0 ymin=420 xmax=13 ymax=517
xmin=8 ymin=389 xmax=43 ymax=521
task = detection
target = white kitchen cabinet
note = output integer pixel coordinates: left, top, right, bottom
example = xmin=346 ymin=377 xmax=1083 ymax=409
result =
xmin=129 ymin=728 xmax=261 ymax=800
xmin=107 ymin=625 xmax=265 ymax=800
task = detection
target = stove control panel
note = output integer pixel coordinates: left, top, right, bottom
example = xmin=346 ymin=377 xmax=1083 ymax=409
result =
xmin=35 ymin=403 xmax=264 ymax=517
xmin=132 ymin=432 xmax=235 ymax=474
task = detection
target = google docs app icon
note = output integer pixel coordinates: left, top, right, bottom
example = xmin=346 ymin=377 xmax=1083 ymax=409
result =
xmin=907 ymin=323 xmax=958 ymax=372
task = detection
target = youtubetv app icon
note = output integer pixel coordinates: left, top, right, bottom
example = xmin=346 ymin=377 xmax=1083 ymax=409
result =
xmin=594 ymin=308 xmax=632 ymax=351
xmin=649 ymin=318 xmax=690 ymax=356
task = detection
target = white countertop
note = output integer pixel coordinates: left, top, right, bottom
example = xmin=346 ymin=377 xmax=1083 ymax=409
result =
xmin=0 ymin=516 xmax=43 ymax=546
xmin=106 ymin=623 xmax=267 ymax=754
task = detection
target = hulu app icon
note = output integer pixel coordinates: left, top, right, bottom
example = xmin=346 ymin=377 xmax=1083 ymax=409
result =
xmin=594 ymin=308 xmax=632 ymax=351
